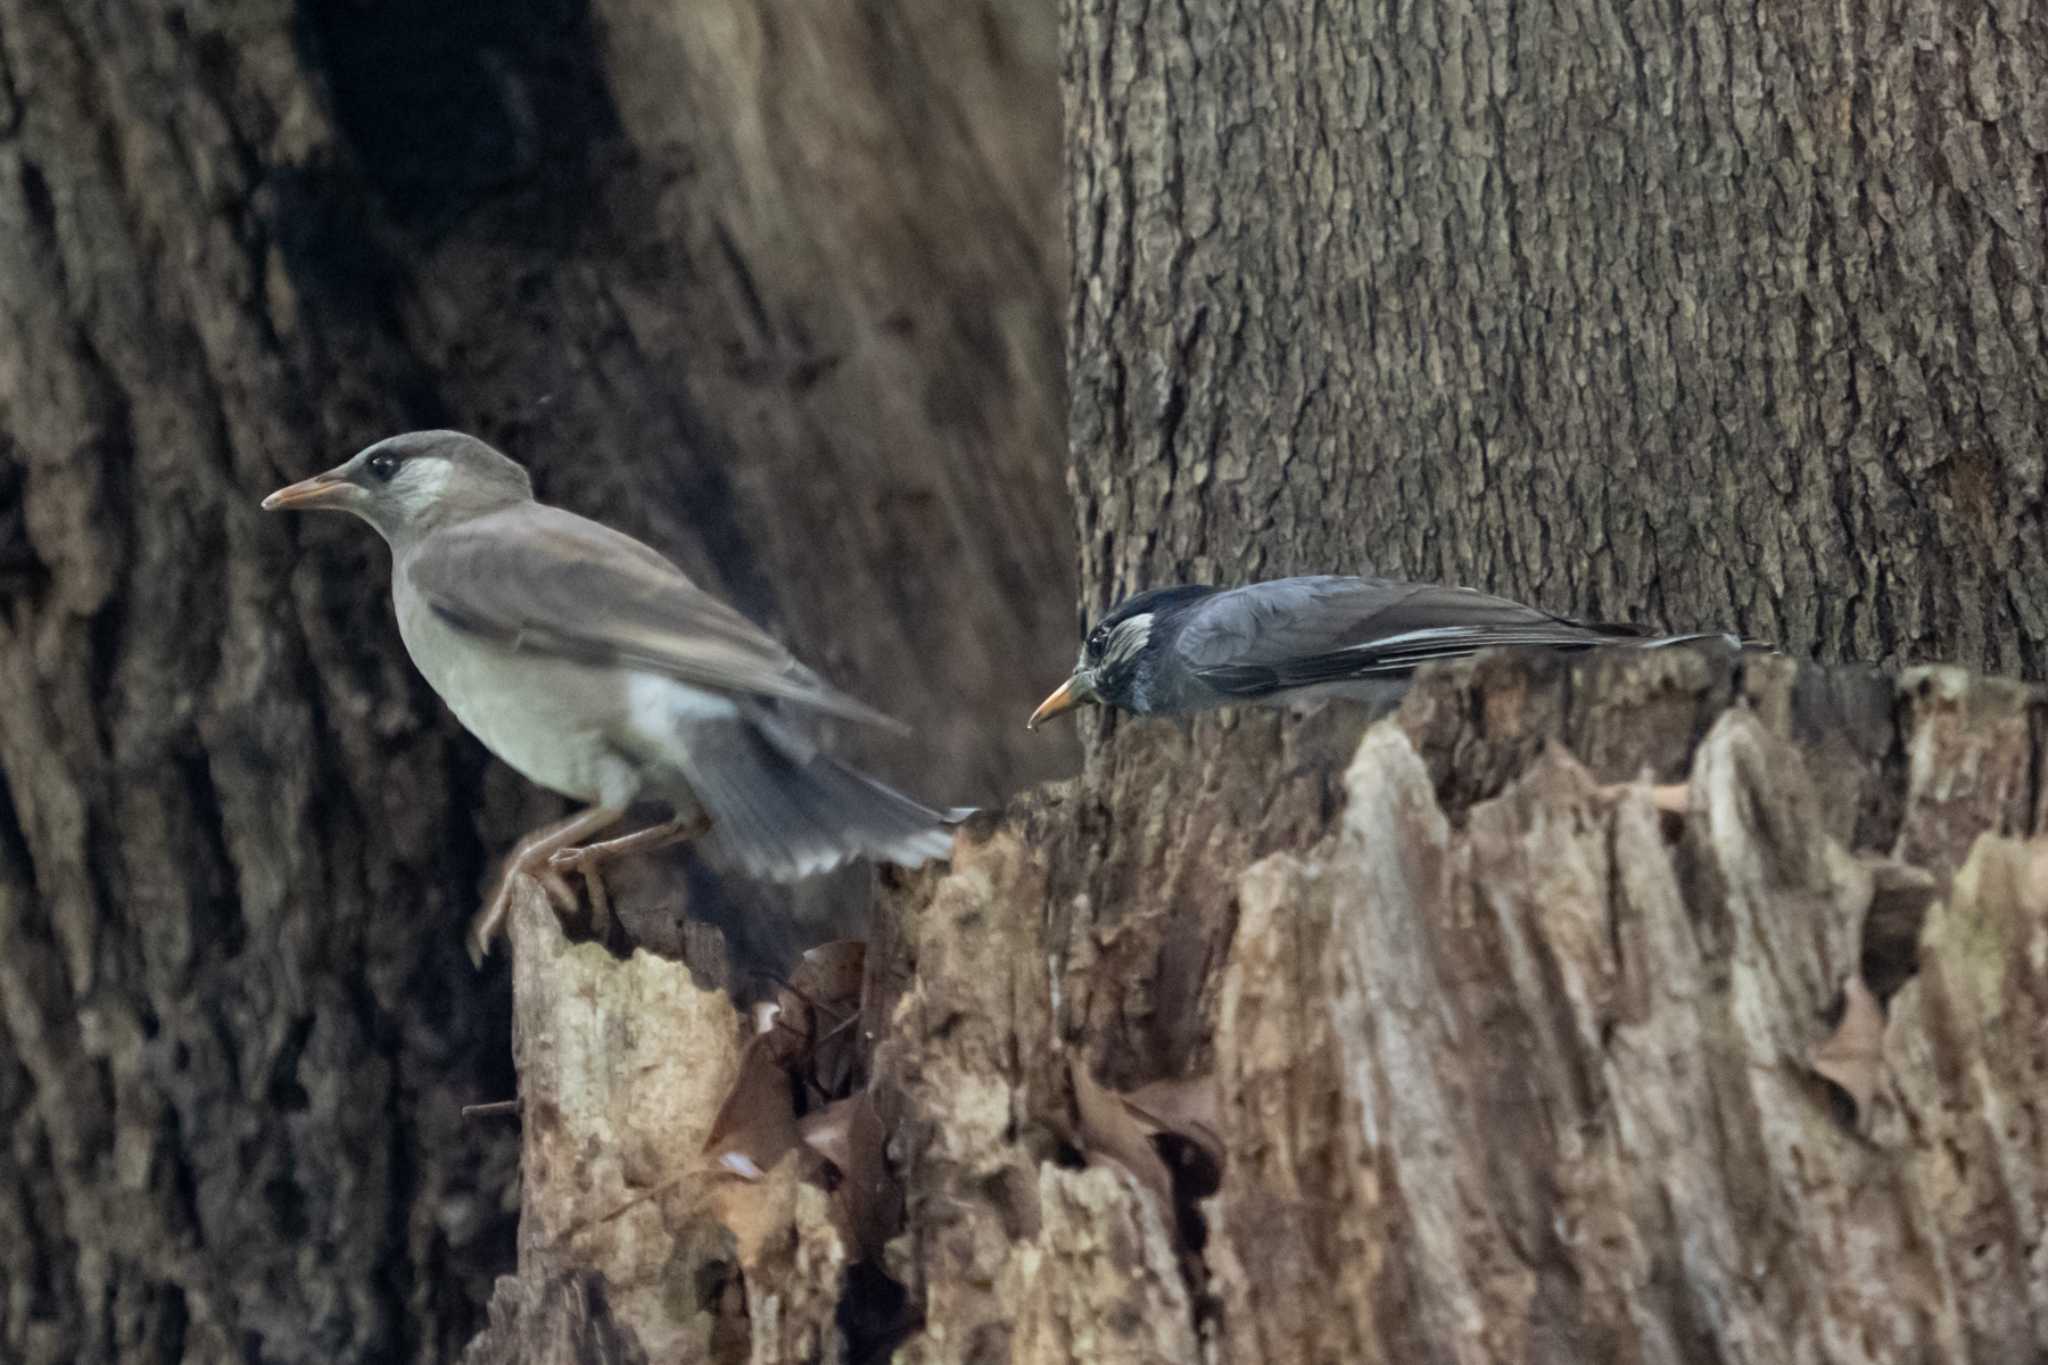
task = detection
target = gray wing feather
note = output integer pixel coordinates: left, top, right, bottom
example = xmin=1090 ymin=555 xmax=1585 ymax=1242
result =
xmin=682 ymin=716 xmax=952 ymax=881
xmin=1177 ymin=575 xmax=1665 ymax=698
xmin=406 ymin=504 xmax=904 ymax=730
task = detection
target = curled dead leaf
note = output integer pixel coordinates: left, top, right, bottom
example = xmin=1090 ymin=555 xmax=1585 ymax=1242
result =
xmin=1071 ymin=1063 xmax=1175 ymax=1209
xmin=785 ymin=939 xmax=867 ymax=1015
xmin=1115 ymin=1076 xmax=1225 ymax=1212
xmin=702 ymin=1033 xmax=798 ymax=1178
xmin=770 ymin=939 xmax=867 ymax=1097
xmin=1120 ymin=1075 xmax=1225 ymax=1182
xmin=799 ymin=1090 xmax=899 ymax=1261
xmin=707 ymin=1154 xmax=805 ymax=1272
xmin=1808 ymin=974 xmax=1885 ymax=1124
xmin=703 ymin=946 xmax=901 ymax=1267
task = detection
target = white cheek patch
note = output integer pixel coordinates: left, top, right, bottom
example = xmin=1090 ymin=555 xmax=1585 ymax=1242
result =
xmin=1103 ymin=615 xmax=1153 ymax=665
xmin=396 ymin=457 xmax=457 ymax=511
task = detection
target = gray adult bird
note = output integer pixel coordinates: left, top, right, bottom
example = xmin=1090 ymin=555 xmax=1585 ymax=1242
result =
xmin=1029 ymin=575 xmax=1754 ymax=728
xmin=263 ymin=430 xmax=955 ymax=963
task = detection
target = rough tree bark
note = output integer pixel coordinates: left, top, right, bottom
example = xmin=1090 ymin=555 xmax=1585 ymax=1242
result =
xmin=1066 ymin=0 xmax=2048 ymax=674
xmin=0 ymin=2 xmax=1067 ymax=1361
xmin=481 ymin=652 xmax=2048 ymax=1363
xmin=456 ymin=0 xmax=2048 ymax=1362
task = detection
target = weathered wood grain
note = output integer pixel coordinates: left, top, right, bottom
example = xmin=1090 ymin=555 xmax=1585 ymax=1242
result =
xmin=484 ymin=650 xmax=2048 ymax=1362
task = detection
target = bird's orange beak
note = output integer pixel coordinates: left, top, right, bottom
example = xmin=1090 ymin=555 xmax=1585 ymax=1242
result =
xmin=1027 ymin=675 xmax=1092 ymax=730
xmin=260 ymin=469 xmax=354 ymax=511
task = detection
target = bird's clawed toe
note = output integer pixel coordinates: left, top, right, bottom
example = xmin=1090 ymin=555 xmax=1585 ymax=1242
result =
xmin=467 ymin=858 xmax=595 ymax=967
xmin=466 ymin=890 xmax=511 ymax=969
xmin=539 ymin=869 xmax=581 ymax=914
xmin=546 ymin=844 xmax=593 ymax=875
xmin=541 ymin=851 xmax=613 ymax=938
xmin=463 ymin=806 xmax=629 ymax=966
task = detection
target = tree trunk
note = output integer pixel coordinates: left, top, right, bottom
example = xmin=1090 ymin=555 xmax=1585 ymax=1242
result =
xmin=0 ymin=1 xmax=1067 ymax=1361
xmin=1065 ymin=0 xmax=2048 ymax=676
xmin=453 ymin=0 xmax=2048 ymax=1361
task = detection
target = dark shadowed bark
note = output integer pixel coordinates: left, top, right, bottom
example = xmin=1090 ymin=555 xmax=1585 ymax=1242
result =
xmin=0 ymin=1 xmax=1068 ymax=1361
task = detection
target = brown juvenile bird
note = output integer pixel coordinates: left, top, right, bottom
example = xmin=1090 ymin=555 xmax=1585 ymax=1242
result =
xmin=264 ymin=429 xmax=955 ymax=963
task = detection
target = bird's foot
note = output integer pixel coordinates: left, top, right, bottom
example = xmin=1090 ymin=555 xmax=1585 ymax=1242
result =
xmin=546 ymin=813 xmax=709 ymax=877
xmin=466 ymin=806 xmax=628 ymax=969
xmin=467 ymin=859 xmax=596 ymax=967
xmin=466 ymin=874 xmax=519 ymax=970
xmin=540 ymin=852 xmax=614 ymax=943
xmin=545 ymin=844 xmax=604 ymax=879
xmin=541 ymin=815 xmax=704 ymax=945
xmin=539 ymin=869 xmax=581 ymax=915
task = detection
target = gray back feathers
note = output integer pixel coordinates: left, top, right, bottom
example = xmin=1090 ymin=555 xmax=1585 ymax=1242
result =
xmin=1115 ymin=575 xmax=1752 ymax=713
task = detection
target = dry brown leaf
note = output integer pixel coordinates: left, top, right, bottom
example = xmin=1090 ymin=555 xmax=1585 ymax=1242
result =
xmin=1808 ymin=974 xmax=1885 ymax=1123
xmin=799 ymin=1091 xmax=898 ymax=1261
xmin=1072 ymin=1063 xmax=1175 ymax=1208
xmin=702 ymin=1033 xmax=799 ymax=1178
xmin=797 ymin=1094 xmax=856 ymax=1170
xmin=1120 ymin=1075 xmax=1224 ymax=1171
xmin=785 ymin=939 xmax=867 ymax=1012
xmin=707 ymin=1153 xmax=804 ymax=1271
xmin=771 ymin=940 xmax=867 ymax=1096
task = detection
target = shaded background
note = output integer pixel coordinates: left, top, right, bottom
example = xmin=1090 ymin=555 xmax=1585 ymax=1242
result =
xmin=9 ymin=0 xmax=2048 ymax=1357
xmin=0 ymin=0 xmax=1071 ymax=1359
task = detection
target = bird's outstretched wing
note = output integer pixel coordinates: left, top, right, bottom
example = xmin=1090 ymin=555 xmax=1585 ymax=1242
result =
xmin=1176 ymin=574 xmax=1686 ymax=699
xmin=404 ymin=503 xmax=904 ymax=729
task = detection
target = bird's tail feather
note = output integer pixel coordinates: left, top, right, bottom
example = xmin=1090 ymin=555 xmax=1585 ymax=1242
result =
xmin=1633 ymin=631 xmax=1776 ymax=653
xmin=684 ymin=720 xmax=954 ymax=882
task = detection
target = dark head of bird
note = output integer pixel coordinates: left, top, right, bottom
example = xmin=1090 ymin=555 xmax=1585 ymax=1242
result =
xmin=1027 ymin=584 xmax=1219 ymax=729
xmin=260 ymin=430 xmax=535 ymax=546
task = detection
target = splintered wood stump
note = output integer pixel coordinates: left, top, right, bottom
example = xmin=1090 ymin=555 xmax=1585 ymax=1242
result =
xmin=462 ymin=888 xmax=743 ymax=1363
xmin=472 ymin=649 xmax=2048 ymax=1364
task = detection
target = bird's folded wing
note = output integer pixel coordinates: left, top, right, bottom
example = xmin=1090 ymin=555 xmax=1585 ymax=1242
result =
xmin=1179 ymin=576 xmax=1649 ymax=698
xmin=405 ymin=505 xmax=904 ymax=729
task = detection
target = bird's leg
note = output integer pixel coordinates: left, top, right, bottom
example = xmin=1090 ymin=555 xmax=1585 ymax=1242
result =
xmin=546 ymin=811 xmax=712 ymax=877
xmin=543 ymin=813 xmax=711 ymax=946
xmin=535 ymin=868 xmax=581 ymax=915
xmin=580 ymin=862 xmax=613 ymax=945
xmin=469 ymin=805 xmax=626 ymax=967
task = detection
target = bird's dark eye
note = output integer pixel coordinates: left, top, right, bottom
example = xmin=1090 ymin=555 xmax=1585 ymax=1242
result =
xmin=1085 ymin=626 xmax=1107 ymax=657
xmin=367 ymin=452 xmax=401 ymax=483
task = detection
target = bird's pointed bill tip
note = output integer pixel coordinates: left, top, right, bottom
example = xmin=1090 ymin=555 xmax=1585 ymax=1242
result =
xmin=260 ymin=472 xmax=350 ymax=511
xmin=1027 ymin=676 xmax=1086 ymax=731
